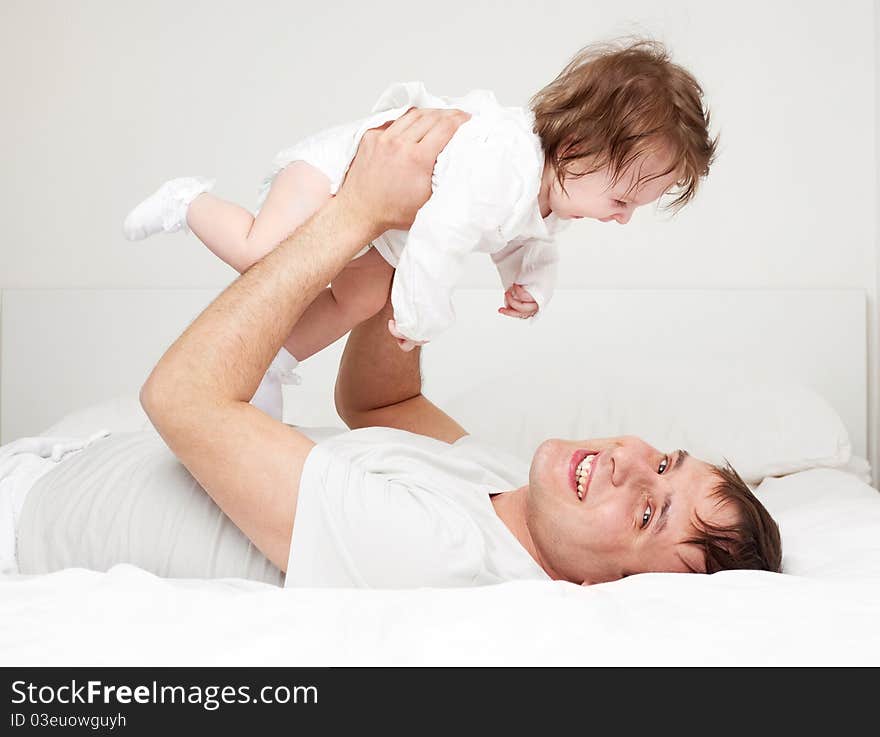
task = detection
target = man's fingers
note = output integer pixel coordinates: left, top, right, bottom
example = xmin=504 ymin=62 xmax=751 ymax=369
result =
xmin=390 ymin=109 xmax=444 ymax=143
xmin=358 ymin=120 xmax=393 ymax=148
xmin=395 ymin=108 xmax=468 ymax=143
xmin=418 ymin=110 xmax=470 ymax=160
xmin=381 ymin=107 xmax=419 ymax=139
xmin=404 ymin=114 xmax=448 ymax=144
xmin=339 ymin=107 xmax=470 ymax=234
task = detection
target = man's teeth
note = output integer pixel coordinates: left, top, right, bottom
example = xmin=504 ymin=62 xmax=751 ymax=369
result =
xmin=576 ymin=455 xmax=596 ymax=499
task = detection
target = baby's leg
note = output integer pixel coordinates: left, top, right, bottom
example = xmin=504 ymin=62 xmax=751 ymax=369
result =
xmin=248 ymin=247 xmax=391 ymax=421
xmin=187 ymin=160 xmax=391 ymax=360
xmin=185 ymin=161 xmax=332 ymax=274
xmin=282 ymin=246 xmax=393 ymax=360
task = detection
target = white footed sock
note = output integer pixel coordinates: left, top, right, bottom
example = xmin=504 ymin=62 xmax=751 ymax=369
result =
xmin=250 ymin=350 xmax=301 ymax=421
xmin=122 ymin=176 xmax=216 ymax=241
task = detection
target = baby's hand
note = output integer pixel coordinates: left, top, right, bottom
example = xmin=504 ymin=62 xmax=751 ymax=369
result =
xmin=498 ymin=284 xmax=539 ymax=320
xmin=388 ymin=319 xmax=429 ymax=352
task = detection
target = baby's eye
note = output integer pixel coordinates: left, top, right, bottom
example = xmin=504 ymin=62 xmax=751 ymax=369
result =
xmin=614 ymin=199 xmax=628 ymax=208
xmin=641 ymin=503 xmax=653 ymax=528
xmin=657 ymin=455 xmax=669 ymax=474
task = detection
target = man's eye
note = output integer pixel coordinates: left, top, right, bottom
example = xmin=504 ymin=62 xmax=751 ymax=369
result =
xmin=641 ymin=504 xmax=653 ymax=528
xmin=657 ymin=455 xmax=669 ymax=474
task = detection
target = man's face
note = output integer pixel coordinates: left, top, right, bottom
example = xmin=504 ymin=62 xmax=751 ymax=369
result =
xmin=526 ymin=436 xmax=737 ymax=584
xmin=547 ymin=149 xmax=679 ymax=224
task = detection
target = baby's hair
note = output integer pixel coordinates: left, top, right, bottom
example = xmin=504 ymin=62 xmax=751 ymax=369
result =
xmin=530 ymin=37 xmax=718 ymax=210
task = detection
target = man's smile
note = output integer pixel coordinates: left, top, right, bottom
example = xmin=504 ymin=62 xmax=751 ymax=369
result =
xmin=569 ymin=449 xmax=600 ymax=500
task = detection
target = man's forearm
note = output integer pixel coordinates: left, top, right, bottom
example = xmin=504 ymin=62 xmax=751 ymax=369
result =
xmin=335 ymin=297 xmax=424 ymax=418
xmin=143 ymin=200 xmax=377 ymax=416
xmin=334 ymin=295 xmax=466 ymax=442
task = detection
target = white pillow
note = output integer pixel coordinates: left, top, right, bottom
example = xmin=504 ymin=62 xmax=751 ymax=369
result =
xmin=40 ymin=369 xmax=853 ymax=487
xmin=40 ymin=396 xmax=154 ymax=437
xmin=756 ymin=468 xmax=880 ymax=579
xmin=441 ymin=367 xmax=851 ymax=485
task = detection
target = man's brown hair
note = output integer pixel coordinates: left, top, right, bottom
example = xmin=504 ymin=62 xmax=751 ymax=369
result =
xmin=530 ymin=38 xmax=717 ymax=210
xmin=686 ymin=461 xmax=783 ymax=574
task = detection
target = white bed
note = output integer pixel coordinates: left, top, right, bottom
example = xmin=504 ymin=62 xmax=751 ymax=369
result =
xmin=1 ymin=287 xmax=878 ymax=666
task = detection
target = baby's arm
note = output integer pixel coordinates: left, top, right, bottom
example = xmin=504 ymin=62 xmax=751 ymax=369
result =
xmin=389 ymin=195 xmax=483 ymax=346
xmin=491 ymin=238 xmax=559 ymax=319
xmin=389 ymin=126 xmax=528 ymax=345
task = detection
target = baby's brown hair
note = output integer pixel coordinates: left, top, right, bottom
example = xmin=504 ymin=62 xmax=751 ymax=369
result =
xmin=531 ymin=38 xmax=717 ymax=210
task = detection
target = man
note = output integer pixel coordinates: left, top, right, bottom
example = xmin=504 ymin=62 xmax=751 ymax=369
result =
xmin=17 ymin=109 xmax=781 ymax=586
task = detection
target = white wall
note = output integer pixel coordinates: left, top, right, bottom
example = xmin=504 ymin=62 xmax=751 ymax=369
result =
xmin=1 ymin=0 xmax=877 ymax=477
xmin=875 ymin=0 xmax=880 ymax=485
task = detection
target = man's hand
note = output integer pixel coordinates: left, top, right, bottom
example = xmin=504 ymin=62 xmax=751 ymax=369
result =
xmin=498 ymin=284 xmax=539 ymax=319
xmin=337 ymin=108 xmax=471 ymax=236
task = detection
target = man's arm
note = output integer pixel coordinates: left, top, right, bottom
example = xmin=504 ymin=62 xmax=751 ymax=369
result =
xmin=335 ymin=296 xmax=467 ymax=444
xmin=140 ymin=109 xmax=468 ymax=571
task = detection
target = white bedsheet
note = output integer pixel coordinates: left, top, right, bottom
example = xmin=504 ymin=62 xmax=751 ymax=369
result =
xmin=0 ymin=566 xmax=877 ymax=666
xmin=1 ymin=458 xmax=879 ymax=665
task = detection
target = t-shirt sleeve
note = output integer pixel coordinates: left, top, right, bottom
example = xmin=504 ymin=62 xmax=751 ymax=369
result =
xmin=285 ymin=443 xmax=486 ymax=589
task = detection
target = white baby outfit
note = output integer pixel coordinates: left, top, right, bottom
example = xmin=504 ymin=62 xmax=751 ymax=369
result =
xmin=258 ymin=81 xmax=570 ymax=343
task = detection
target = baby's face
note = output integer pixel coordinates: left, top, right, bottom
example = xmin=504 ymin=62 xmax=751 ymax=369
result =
xmin=546 ymin=150 xmax=680 ymax=224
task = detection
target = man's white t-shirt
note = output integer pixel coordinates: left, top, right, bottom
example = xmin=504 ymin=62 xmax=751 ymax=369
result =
xmin=286 ymin=427 xmax=550 ymax=589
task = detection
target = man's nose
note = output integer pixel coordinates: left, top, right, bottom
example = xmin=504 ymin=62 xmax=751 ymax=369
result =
xmin=611 ymin=446 xmax=653 ymax=488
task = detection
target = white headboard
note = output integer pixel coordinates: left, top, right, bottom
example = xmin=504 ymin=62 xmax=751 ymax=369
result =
xmin=1 ymin=288 xmax=868 ymax=464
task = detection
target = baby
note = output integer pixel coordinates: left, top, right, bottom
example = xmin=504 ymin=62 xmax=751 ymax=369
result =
xmin=123 ymin=38 xmax=715 ymax=410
